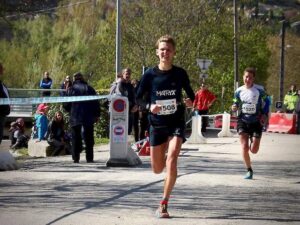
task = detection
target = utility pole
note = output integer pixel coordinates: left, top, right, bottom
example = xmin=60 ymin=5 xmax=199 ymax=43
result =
xmin=279 ymin=20 xmax=288 ymax=102
xmin=116 ymin=0 xmax=121 ymax=81
xmin=233 ymin=0 xmax=239 ymax=91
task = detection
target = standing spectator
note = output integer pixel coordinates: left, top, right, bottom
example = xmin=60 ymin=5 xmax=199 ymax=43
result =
xmin=132 ymin=77 xmax=149 ymax=141
xmin=60 ymin=75 xmax=72 ymax=96
xmin=9 ymin=118 xmax=29 ymax=149
xmin=46 ymin=111 xmax=70 ymax=155
xmin=138 ymin=107 xmax=149 ymax=141
xmin=64 ymin=72 xmax=100 ymax=163
xmin=136 ymin=69 xmax=150 ymax=141
xmin=131 ymin=78 xmax=140 ymax=142
xmin=34 ymin=103 xmax=49 ymax=142
xmin=109 ymin=72 xmax=122 ymax=96
xmin=9 ymin=122 xmax=18 ymax=146
xmin=193 ymin=83 xmax=216 ymax=133
xmin=116 ymin=68 xmax=138 ymax=135
xmin=0 ymin=63 xmax=10 ymax=144
xmin=284 ymin=84 xmax=298 ymax=113
xmin=232 ymin=67 xmax=268 ymax=180
xmin=295 ymin=90 xmax=300 ymax=134
xmin=40 ymin=71 xmax=53 ymax=97
xmin=136 ymin=35 xmax=195 ymax=218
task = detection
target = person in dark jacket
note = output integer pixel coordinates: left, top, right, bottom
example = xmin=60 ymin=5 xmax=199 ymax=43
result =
xmin=46 ymin=111 xmax=70 ymax=156
xmin=131 ymin=78 xmax=140 ymax=142
xmin=40 ymin=71 xmax=53 ymax=97
xmin=116 ymin=68 xmax=138 ymax=135
xmin=34 ymin=103 xmax=49 ymax=142
xmin=64 ymin=72 xmax=100 ymax=163
xmin=60 ymin=75 xmax=72 ymax=96
xmin=0 ymin=63 xmax=10 ymax=144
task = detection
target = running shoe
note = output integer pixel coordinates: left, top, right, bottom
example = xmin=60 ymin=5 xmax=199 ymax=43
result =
xmin=244 ymin=171 xmax=253 ymax=179
xmin=155 ymin=203 xmax=170 ymax=218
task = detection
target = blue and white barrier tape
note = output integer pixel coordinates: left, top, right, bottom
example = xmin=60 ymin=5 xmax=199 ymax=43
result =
xmin=8 ymin=88 xmax=66 ymax=92
xmin=0 ymin=95 xmax=110 ymax=105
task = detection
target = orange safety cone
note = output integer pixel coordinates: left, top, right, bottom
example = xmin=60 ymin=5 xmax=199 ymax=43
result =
xmin=138 ymin=132 xmax=150 ymax=156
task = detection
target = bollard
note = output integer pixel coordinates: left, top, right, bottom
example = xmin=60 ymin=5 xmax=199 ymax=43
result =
xmin=218 ymin=112 xmax=234 ymax=137
xmin=186 ymin=115 xmax=207 ymax=144
xmin=106 ymin=96 xmax=142 ymax=167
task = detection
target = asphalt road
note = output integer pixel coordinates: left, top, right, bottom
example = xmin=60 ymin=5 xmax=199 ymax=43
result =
xmin=0 ymin=131 xmax=299 ymax=225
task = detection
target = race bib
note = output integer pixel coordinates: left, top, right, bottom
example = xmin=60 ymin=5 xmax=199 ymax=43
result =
xmin=156 ymin=99 xmax=177 ymax=115
xmin=242 ymin=103 xmax=256 ymax=114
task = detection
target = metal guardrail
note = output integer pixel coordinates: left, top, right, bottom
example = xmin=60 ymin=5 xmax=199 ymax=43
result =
xmin=8 ymin=104 xmax=33 ymax=118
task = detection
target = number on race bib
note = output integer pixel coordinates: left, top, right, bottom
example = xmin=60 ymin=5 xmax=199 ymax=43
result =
xmin=242 ymin=103 xmax=256 ymax=114
xmin=156 ymin=99 xmax=177 ymax=115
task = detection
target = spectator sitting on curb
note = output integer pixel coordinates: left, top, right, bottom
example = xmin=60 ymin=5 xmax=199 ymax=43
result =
xmin=9 ymin=118 xmax=29 ymax=149
xmin=34 ymin=103 xmax=49 ymax=142
xmin=46 ymin=111 xmax=71 ymax=156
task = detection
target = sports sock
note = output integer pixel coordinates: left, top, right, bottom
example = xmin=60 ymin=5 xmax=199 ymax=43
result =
xmin=160 ymin=198 xmax=168 ymax=205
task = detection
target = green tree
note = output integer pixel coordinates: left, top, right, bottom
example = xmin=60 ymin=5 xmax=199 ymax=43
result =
xmin=0 ymin=0 xmax=272 ymax=115
xmin=120 ymin=0 xmax=270 ymax=112
xmin=266 ymin=32 xmax=300 ymax=108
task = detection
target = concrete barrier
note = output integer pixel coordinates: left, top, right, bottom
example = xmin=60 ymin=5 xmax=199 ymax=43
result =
xmin=267 ymin=113 xmax=297 ymax=134
xmin=186 ymin=115 xmax=207 ymax=144
xmin=218 ymin=113 xmax=234 ymax=137
xmin=106 ymin=96 xmax=142 ymax=167
xmin=0 ymin=151 xmax=19 ymax=171
xmin=28 ymin=140 xmax=54 ymax=157
xmin=214 ymin=114 xmax=237 ymax=129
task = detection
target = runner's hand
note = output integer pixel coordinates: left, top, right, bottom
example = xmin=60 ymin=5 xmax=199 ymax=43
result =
xmin=131 ymin=105 xmax=138 ymax=113
xmin=231 ymin=104 xmax=238 ymax=112
xmin=260 ymin=114 xmax=268 ymax=126
xmin=150 ymin=104 xmax=162 ymax=114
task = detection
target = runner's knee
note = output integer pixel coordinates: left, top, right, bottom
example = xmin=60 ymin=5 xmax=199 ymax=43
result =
xmin=152 ymin=166 xmax=164 ymax=174
xmin=151 ymin=161 xmax=165 ymax=174
xmin=250 ymin=147 xmax=259 ymax=154
xmin=166 ymin=156 xmax=178 ymax=171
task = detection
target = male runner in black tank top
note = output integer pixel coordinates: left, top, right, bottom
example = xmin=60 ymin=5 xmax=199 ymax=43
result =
xmin=136 ymin=35 xmax=195 ymax=218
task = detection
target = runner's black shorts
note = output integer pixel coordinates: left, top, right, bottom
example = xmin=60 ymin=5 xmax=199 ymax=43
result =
xmin=237 ymin=120 xmax=263 ymax=138
xmin=149 ymin=124 xmax=186 ymax=146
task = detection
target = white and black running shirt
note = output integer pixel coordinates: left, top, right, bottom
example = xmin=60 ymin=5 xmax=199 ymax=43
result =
xmin=233 ymin=85 xmax=267 ymax=123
